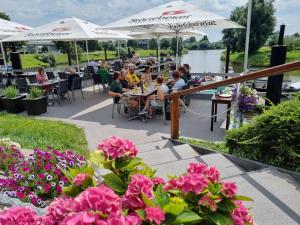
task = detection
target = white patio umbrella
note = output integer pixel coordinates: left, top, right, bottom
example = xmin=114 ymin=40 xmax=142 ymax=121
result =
xmin=0 ymin=18 xmax=32 ymax=73
xmin=1 ymin=17 xmax=132 ymax=72
xmin=128 ymin=27 xmax=206 ymax=71
xmin=105 ymin=0 xmax=243 ymax=68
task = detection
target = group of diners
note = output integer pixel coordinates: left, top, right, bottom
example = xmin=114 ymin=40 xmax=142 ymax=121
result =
xmin=108 ymin=63 xmax=192 ymax=119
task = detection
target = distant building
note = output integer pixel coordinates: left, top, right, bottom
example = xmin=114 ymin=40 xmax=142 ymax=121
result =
xmin=137 ymin=39 xmax=149 ymax=49
xmin=24 ymin=41 xmax=57 ymax=54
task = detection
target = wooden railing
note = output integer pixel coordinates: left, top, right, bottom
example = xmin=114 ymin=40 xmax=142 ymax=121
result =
xmin=165 ymin=60 xmax=300 ymax=139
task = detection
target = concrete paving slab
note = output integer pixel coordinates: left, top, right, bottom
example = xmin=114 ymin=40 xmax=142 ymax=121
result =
xmin=137 ymin=139 xmax=173 ymax=153
xmin=138 ymin=148 xmax=178 ymax=166
xmin=172 ymin=144 xmax=200 ymax=159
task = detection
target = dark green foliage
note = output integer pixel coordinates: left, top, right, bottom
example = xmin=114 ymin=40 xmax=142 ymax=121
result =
xmin=222 ymin=0 xmax=275 ymax=53
xmin=149 ymin=38 xmax=158 ymax=50
xmin=171 ymin=37 xmax=183 ymax=55
xmin=0 ymin=11 xmax=10 ymax=20
xmin=36 ymin=54 xmax=56 ymax=67
xmin=226 ymin=96 xmax=300 ymax=172
xmin=127 ymin=40 xmax=138 ymax=48
xmin=160 ymin=38 xmax=170 ymax=49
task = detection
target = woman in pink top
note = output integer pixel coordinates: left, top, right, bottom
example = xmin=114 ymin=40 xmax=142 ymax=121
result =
xmin=36 ymin=67 xmax=47 ymax=83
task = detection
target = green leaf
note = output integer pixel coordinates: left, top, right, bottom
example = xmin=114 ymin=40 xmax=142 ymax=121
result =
xmin=218 ymin=199 xmax=237 ymax=212
xmin=208 ymin=213 xmax=234 ymax=225
xmin=168 ymin=189 xmax=181 ymax=195
xmin=163 ymin=197 xmax=187 ymax=215
xmin=174 ymin=210 xmax=202 ymax=224
xmin=103 ymin=173 xmax=126 ymax=194
xmin=89 ymin=151 xmax=104 ymax=168
xmin=83 ymin=164 xmax=95 ymax=176
xmin=232 ymin=195 xmax=253 ymax=201
xmin=62 ymin=185 xmax=80 ymax=197
xmin=141 ymin=192 xmax=155 ymax=207
xmin=115 ymin=157 xmax=142 ymax=169
xmin=135 ymin=209 xmax=146 ymax=220
xmin=154 ymin=185 xmax=170 ymax=207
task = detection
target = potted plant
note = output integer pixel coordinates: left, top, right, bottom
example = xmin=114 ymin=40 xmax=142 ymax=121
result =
xmin=22 ymin=87 xmax=48 ymax=115
xmin=2 ymin=86 xmax=26 ymax=114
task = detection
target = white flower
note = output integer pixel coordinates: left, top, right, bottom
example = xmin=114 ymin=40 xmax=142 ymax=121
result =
xmin=46 ymin=175 xmax=53 ymax=181
xmin=51 ymin=182 xmax=56 ymax=187
xmin=37 ymin=186 xmax=42 ymax=190
xmin=29 ymin=174 xmax=35 ymax=180
xmin=59 ymin=181 xmax=65 ymax=186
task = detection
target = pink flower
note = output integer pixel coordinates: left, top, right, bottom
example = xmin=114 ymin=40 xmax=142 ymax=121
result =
xmin=0 ymin=206 xmax=38 ymax=224
xmin=145 ymin=207 xmax=165 ymax=225
xmin=222 ymin=182 xmax=237 ymax=198
xmin=187 ymin=163 xmax=207 ymax=174
xmin=198 ymin=193 xmax=218 ymax=212
xmin=44 ymin=183 xmax=51 ymax=193
xmin=61 ymin=211 xmax=98 ymax=225
xmin=152 ymin=177 xmax=166 ymax=186
xmin=97 ymin=136 xmax=138 ymax=160
xmin=38 ymin=174 xmax=45 ymax=179
xmin=164 ymin=178 xmax=178 ymax=191
xmin=45 ymin=164 xmax=53 ymax=171
xmin=22 ymin=166 xmax=30 ymax=173
xmin=54 ymin=169 xmax=61 ymax=175
xmin=231 ymin=201 xmax=255 ymax=225
xmin=205 ymin=166 xmax=220 ymax=183
xmin=16 ymin=192 xmax=25 ymax=199
xmin=123 ymin=174 xmax=154 ymax=210
xmin=73 ymin=173 xmax=91 ymax=186
xmin=56 ymin=185 xmax=62 ymax=193
xmin=176 ymin=174 xmax=209 ymax=194
xmin=125 ymin=213 xmax=142 ymax=225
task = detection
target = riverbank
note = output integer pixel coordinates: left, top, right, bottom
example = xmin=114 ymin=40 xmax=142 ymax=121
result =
xmin=222 ymin=46 xmax=300 ymax=67
xmin=20 ymin=49 xmax=174 ymax=69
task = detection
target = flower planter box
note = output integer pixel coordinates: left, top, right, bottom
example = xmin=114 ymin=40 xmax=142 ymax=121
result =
xmin=22 ymin=96 xmax=48 ymax=115
xmin=2 ymin=95 xmax=26 ymax=114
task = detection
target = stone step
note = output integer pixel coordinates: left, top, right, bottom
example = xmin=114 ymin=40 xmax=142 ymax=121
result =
xmin=137 ymin=139 xmax=174 ymax=153
xmin=199 ymin=153 xmax=245 ymax=179
xmin=224 ymin=169 xmax=300 ymax=225
xmin=153 ymin=158 xmax=199 ymax=179
xmin=138 ymin=144 xmax=199 ymax=166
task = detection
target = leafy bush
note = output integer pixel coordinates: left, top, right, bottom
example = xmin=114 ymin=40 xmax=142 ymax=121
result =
xmin=0 ymin=136 xmax=255 ymax=225
xmin=226 ymin=96 xmax=300 ymax=172
xmin=0 ymin=139 xmax=24 ymax=172
xmin=36 ymin=54 xmax=56 ymax=67
xmin=28 ymin=87 xmax=44 ymax=99
xmin=3 ymin=86 xmax=19 ymax=98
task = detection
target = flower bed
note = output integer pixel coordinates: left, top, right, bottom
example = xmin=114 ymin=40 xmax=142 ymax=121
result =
xmin=0 ymin=140 xmax=86 ymax=207
xmin=0 ymin=137 xmax=255 ymax=225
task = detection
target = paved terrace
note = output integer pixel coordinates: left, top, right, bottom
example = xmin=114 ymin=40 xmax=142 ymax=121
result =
xmin=20 ymin=85 xmax=300 ymax=225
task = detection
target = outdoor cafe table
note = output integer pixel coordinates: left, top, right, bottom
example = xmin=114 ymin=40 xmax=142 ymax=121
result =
xmin=123 ymin=88 xmax=157 ymax=121
xmin=28 ymin=79 xmax=64 ymax=89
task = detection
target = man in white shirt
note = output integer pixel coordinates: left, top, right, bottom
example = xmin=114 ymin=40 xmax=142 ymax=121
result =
xmin=88 ymin=60 xmax=100 ymax=73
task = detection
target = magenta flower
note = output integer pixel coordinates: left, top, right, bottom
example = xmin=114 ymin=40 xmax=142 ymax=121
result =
xmin=73 ymin=173 xmax=91 ymax=186
xmin=205 ymin=166 xmax=220 ymax=183
xmin=152 ymin=177 xmax=166 ymax=186
xmin=44 ymin=183 xmax=52 ymax=193
xmin=145 ymin=207 xmax=165 ymax=225
xmin=187 ymin=162 xmax=207 ymax=174
xmin=98 ymin=136 xmax=138 ymax=160
xmin=222 ymin=182 xmax=237 ymax=198
xmin=38 ymin=174 xmax=45 ymax=179
xmin=22 ymin=166 xmax=30 ymax=173
xmin=176 ymin=173 xmax=209 ymax=194
xmin=231 ymin=201 xmax=255 ymax=225
xmin=0 ymin=206 xmax=38 ymax=224
xmin=198 ymin=193 xmax=218 ymax=212
xmin=125 ymin=213 xmax=142 ymax=225
xmin=45 ymin=164 xmax=53 ymax=171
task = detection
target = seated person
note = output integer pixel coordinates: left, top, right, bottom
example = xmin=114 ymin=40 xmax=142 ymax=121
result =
xmin=183 ymin=64 xmax=191 ymax=80
xmin=120 ymin=70 xmax=129 ymax=89
xmin=67 ymin=67 xmax=79 ymax=90
xmin=126 ymin=67 xmax=140 ymax=88
xmin=178 ymin=66 xmax=188 ymax=83
xmin=172 ymin=70 xmax=185 ymax=91
xmin=140 ymin=76 xmax=169 ymax=118
xmin=141 ymin=66 xmax=152 ymax=86
xmin=132 ymin=51 xmax=141 ymax=66
xmin=121 ymin=63 xmax=129 ymax=75
xmin=108 ymin=72 xmax=124 ymax=103
xmin=88 ymin=60 xmax=99 ymax=73
xmin=36 ymin=67 xmax=48 ymax=83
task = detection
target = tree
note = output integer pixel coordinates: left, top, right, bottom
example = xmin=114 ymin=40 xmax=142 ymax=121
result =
xmin=0 ymin=11 xmax=10 ymax=20
xmin=189 ymin=36 xmax=196 ymax=43
xmin=127 ymin=40 xmax=138 ymax=48
xmin=149 ymin=38 xmax=157 ymax=50
xmin=160 ymin=38 xmax=170 ymax=49
xmin=54 ymin=42 xmax=83 ymax=66
xmin=222 ymin=0 xmax=275 ymax=53
xmin=171 ymin=37 xmax=183 ymax=56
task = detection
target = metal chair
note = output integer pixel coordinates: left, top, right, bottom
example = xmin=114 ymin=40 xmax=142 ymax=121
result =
xmin=58 ymin=72 xmax=68 ymax=80
xmin=92 ymin=73 xmax=102 ymax=93
xmin=16 ymin=78 xmax=28 ymax=94
xmin=71 ymin=77 xmax=84 ymax=102
xmin=27 ymin=76 xmax=37 ymax=84
xmin=53 ymin=79 xmax=71 ymax=104
xmin=112 ymin=96 xmax=122 ymax=119
xmin=46 ymin=71 xmax=56 ymax=80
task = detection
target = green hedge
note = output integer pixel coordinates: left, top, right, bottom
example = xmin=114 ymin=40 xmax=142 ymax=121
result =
xmin=225 ymin=96 xmax=300 ymax=172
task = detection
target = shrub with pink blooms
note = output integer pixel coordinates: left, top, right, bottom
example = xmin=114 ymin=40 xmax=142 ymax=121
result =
xmin=0 ymin=147 xmax=86 ymax=207
xmin=0 ymin=140 xmax=24 ymax=173
xmin=0 ymin=137 xmax=255 ymax=225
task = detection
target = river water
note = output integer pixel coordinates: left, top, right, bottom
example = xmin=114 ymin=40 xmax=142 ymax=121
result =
xmin=181 ymin=50 xmax=300 ymax=83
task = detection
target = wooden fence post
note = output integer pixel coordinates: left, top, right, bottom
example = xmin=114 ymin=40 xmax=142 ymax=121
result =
xmin=171 ymin=95 xmax=179 ymax=139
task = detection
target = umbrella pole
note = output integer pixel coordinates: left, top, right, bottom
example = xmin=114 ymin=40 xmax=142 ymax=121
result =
xmin=244 ymin=0 xmax=252 ymax=72
xmin=157 ymin=36 xmax=160 ymax=72
xmin=0 ymin=42 xmax=7 ymax=74
xmin=118 ymin=41 xmax=120 ymax=59
xmin=176 ymin=32 xmax=179 ymax=69
xmin=85 ymin=40 xmax=90 ymax=63
xmin=74 ymin=41 xmax=80 ymax=73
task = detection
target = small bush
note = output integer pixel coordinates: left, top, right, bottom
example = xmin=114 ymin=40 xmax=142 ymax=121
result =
xmin=37 ymin=54 xmax=56 ymax=67
xmin=3 ymin=86 xmax=19 ymax=98
xmin=28 ymin=87 xmax=44 ymax=99
xmin=226 ymin=95 xmax=300 ymax=172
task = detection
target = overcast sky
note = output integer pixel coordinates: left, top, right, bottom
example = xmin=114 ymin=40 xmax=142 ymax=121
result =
xmin=0 ymin=0 xmax=299 ymax=42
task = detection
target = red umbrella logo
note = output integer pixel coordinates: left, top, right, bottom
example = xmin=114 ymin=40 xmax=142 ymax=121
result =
xmin=162 ymin=10 xmax=188 ymax=16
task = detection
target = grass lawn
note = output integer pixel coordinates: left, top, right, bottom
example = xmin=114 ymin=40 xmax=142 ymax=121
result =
xmin=179 ymin=137 xmax=229 ymax=153
xmin=0 ymin=113 xmax=88 ymax=157
xmin=225 ymin=46 xmax=300 ymax=67
xmin=20 ymin=54 xmax=48 ymax=69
